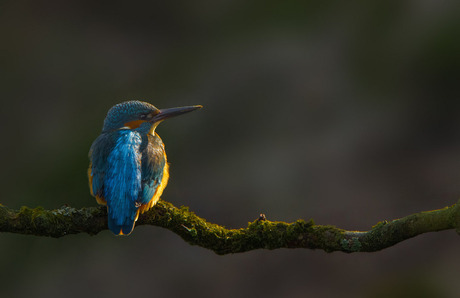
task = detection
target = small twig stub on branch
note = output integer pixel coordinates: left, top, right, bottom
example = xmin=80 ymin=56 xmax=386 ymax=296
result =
xmin=0 ymin=200 xmax=458 ymax=254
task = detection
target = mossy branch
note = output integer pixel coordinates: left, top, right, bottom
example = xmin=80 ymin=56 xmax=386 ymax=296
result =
xmin=0 ymin=200 xmax=459 ymax=254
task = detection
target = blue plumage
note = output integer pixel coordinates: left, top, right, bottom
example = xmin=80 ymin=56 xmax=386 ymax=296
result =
xmin=104 ymin=130 xmax=142 ymax=234
xmin=139 ymin=132 xmax=166 ymax=204
xmin=88 ymin=101 xmax=201 ymax=235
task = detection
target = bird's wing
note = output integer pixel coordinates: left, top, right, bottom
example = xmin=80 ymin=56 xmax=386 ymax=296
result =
xmin=88 ymin=132 xmax=116 ymax=204
xmin=138 ymin=133 xmax=169 ymax=213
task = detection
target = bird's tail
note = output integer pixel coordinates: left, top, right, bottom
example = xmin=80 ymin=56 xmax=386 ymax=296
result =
xmin=107 ymin=208 xmax=139 ymax=235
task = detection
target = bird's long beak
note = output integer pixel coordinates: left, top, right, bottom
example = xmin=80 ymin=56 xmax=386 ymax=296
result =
xmin=152 ymin=105 xmax=203 ymax=123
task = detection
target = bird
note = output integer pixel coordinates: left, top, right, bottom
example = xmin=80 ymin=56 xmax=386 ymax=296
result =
xmin=88 ymin=100 xmax=202 ymax=235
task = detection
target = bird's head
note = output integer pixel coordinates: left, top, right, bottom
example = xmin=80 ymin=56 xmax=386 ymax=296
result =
xmin=102 ymin=101 xmax=202 ymax=133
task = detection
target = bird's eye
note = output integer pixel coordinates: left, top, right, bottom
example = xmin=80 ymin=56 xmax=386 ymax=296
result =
xmin=139 ymin=114 xmax=147 ymax=119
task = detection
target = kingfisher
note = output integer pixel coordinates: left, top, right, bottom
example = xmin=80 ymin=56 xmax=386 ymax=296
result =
xmin=88 ymin=101 xmax=202 ymax=235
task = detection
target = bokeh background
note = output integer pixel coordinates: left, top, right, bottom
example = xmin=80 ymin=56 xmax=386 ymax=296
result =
xmin=1 ymin=1 xmax=460 ymax=297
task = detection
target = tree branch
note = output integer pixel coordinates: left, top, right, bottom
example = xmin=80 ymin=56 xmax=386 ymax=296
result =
xmin=0 ymin=200 xmax=459 ymax=254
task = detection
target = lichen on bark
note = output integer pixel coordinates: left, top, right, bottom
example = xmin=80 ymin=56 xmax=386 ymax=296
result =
xmin=0 ymin=199 xmax=458 ymax=254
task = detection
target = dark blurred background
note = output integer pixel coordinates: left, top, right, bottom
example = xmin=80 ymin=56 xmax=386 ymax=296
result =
xmin=1 ymin=1 xmax=460 ymax=297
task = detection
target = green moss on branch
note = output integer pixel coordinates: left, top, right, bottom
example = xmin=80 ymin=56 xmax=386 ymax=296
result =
xmin=0 ymin=199 xmax=458 ymax=254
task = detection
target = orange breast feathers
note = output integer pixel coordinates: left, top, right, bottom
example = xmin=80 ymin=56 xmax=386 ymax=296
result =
xmin=138 ymin=160 xmax=169 ymax=214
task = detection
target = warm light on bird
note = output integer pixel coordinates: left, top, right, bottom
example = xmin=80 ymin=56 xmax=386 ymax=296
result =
xmin=88 ymin=101 xmax=202 ymax=235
